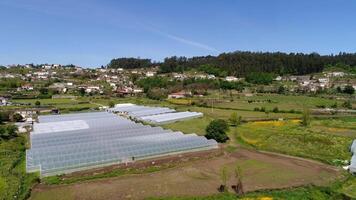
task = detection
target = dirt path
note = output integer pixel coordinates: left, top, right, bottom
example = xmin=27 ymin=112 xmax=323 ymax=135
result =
xmin=30 ymin=148 xmax=341 ymax=200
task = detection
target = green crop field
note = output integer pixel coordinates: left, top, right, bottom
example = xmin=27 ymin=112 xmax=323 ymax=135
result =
xmin=236 ymin=119 xmax=354 ymax=165
xmin=0 ymin=136 xmax=39 ymax=200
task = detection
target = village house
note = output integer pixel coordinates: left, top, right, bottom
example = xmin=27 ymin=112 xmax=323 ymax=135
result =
xmin=0 ymin=97 xmax=9 ymax=106
xmin=21 ymin=83 xmax=34 ymax=91
xmin=168 ymin=91 xmax=192 ymax=99
xmin=225 ymin=76 xmax=239 ymax=82
xmin=145 ymin=71 xmax=156 ymax=77
xmin=207 ymin=74 xmax=216 ymax=79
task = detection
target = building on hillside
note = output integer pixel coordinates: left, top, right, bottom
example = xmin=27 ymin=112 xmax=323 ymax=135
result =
xmin=327 ymin=72 xmax=346 ymax=77
xmin=168 ymin=91 xmax=192 ymax=99
xmin=225 ymin=76 xmax=239 ymax=82
xmin=146 ymin=71 xmax=156 ymax=77
xmin=21 ymin=83 xmax=34 ymax=91
xmin=0 ymin=97 xmax=9 ymax=106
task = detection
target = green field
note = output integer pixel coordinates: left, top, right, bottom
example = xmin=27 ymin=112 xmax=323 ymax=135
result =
xmin=162 ymin=116 xmax=212 ymax=135
xmin=210 ymin=93 xmax=345 ymax=112
xmin=0 ymin=136 xmax=39 ymax=200
xmin=236 ymin=119 xmax=354 ymax=165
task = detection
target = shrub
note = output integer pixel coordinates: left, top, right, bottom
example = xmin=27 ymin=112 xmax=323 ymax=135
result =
xmin=108 ymin=101 xmax=115 ymax=108
xmin=12 ymin=113 xmax=23 ymax=122
xmin=301 ymin=108 xmax=311 ymax=127
xmin=342 ymin=100 xmax=352 ymax=109
xmin=343 ymin=85 xmax=355 ymax=95
xmin=272 ymin=107 xmax=279 ymax=113
xmin=205 ymin=119 xmax=229 ymax=143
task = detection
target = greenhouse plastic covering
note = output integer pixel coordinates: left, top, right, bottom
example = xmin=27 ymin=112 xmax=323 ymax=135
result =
xmin=108 ymin=104 xmax=203 ymax=124
xmin=350 ymin=155 xmax=356 ymax=173
xmin=351 ymin=139 xmax=356 ymax=154
xmin=27 ymin=112 xmax=217 ymax=176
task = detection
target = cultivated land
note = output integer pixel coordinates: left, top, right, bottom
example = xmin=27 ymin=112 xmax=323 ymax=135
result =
xmin=30 ymin=148 xmax=341 ymax=200
xmin=2 ymin=92 xmax=356 ymax=200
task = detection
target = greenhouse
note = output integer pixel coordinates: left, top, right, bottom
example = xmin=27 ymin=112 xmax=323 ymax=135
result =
xmin=138 ymin=111 xmax=203 ymax=124
xmin=26 ymin=112 xmax=217 ymax=177
xmin=108 ymin=103 xmax=203 ymax=124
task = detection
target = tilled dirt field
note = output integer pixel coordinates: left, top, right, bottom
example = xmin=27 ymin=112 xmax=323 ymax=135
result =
xmin=30 ymin=148 xmax=341 ymax=200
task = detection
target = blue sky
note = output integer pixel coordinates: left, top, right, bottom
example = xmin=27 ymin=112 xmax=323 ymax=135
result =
xmin=1 ymin=0 xmax=356 ymax=67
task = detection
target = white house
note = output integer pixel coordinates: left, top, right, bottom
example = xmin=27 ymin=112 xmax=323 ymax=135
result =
xmin=225 ymin=76 xmax=238 ymax=82
xmin=146 ymin=71 xmax=156 ymax=77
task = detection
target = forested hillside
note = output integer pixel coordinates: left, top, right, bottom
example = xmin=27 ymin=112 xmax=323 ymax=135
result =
xmin=107 ymin=51 xmax=356 ymax=76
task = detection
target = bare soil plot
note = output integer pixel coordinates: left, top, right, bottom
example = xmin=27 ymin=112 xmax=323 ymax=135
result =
xmin=30 ymin=148 xmax=341 ymax=200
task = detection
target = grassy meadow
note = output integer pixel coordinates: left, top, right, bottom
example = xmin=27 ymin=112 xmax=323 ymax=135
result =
xmin=236 ymin=119 xmax=354 ymax=165
xmin=0 ymin=135 xmax=39 ymax=200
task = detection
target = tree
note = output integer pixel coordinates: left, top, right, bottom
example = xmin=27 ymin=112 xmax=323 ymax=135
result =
xmin=108 ymin=101 xmax=115 ymax=108
xmin=79 ymin=88 xmax=86 ymax=96
xmin=219 ymin=166 xmax=229 ymax=192
xmin=12 ymin=113 xmax=23 ymax=122
xmin=272 ymin=107 xmax=279 ymax=113
xmin=343 ymin=85 xmax=355 ymax=95
xmin=342 ymin=100 xmax=352 ymax=109
xmin=233 ymin=165 xmax=244 ymax=195
xmin=277 ymin=85 xmax=285 ymax=94
xmin=246 ymin=72 xmax=274 ymax=85
xmin=229 ymin=112 xmax=241 ymax=126
xmin=0 ymin=124 xmax=18 ymax=140
xmin=146 ymin=88 xmax=168 ymax=100
xmin=301 ymin=108 xmax=311 ymax=127
xmin=205 ymin=119 xmax=229 ymax=143
xmin=35 ymin=101 xmax=41 ymax=107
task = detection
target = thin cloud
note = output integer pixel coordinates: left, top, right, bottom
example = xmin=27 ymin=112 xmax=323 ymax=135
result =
xmin=146 ymin=26 xmax=219 ymax=53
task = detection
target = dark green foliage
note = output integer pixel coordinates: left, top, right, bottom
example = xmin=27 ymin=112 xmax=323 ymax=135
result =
xmin=0 ymin=78 xmax=23 ymax=89
xmin=0 ymin=111 xmax=11 ymax=123
xmin=147 ymin=88 xmax=168 ymax=100
xmin=205 ymin=119 xmax=229 ymax=143
xmin=342 ymin=100 xmax=352 ymax=109
xmin=78 ymin=88 xmax=86 ymax=96
xmin=0 ymin=124 xmax=18 ymax=140
xmin=108 ymin=101 xmax=115 ymax=108
xmin=246 ymin=72 xmax=274 ymax=85
xmin=12 ymin=113 xmax=23 ymax=122
xmin=160 ymin=56 xmax=188 ymax=73
xmin=219 ymin=81 xmax=245 ymax=91
xmin=343 ymin=85 xmax=355 ymax=95
xmin=198 ymin=64 xmax=227 ymax=77
xmin=107 ymin=57 xmax=152 ymax=69
xmin=301 ymin=108 xmax=311 ymax=127
xmin=277 ymin=85 xmax=285 ymax=94
xmin=272 ymin=107 xmax=279 ymax=113
xmin=136 ymin=77 xmax=174 ymax=92
xmin=35 ymin=100 xmax=41 ymax=106
xmin=153 ymin=51 xmax=356 ymax=76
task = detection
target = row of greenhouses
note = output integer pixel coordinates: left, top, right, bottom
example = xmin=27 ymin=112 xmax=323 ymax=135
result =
xmin=108 ymin=103 xmax=203 ymax=124
xmin=27 ymin=112 xmax=217 ymax=177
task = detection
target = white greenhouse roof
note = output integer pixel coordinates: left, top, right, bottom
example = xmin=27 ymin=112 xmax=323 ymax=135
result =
xmin=108 ymin=104 xmax=203 ymax=124
xmin=27 ymin=111 xmax=216 ymax=177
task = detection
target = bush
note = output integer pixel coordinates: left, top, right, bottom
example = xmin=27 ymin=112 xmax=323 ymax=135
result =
xmin=342 ymin=100 xmax=352 ymax=109
xmin=343 ymin=85 xmax=355 ymax=95
xmin=12 ymin=113 xmax=24 ymax=122
xmin=272 ymin=107 xmax=279 ymax=113
xmin=147 ymin=88 xmax=168 ymax=100
xmin=108 ymin=101 xmax=115 ymax=108
xmin=0 ymin=124 xmax=18 ymax=140
xmin=246 ymin=72 xmax=274 ymax=85
xmin=301 ymin=108 xmax=311 ymax=127
xmin=205 ymin=119 xmax=229 ymax=143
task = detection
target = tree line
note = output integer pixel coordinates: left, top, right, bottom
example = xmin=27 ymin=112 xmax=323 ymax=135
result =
xmin=107 ymin=52 xmax=356 ymax=76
